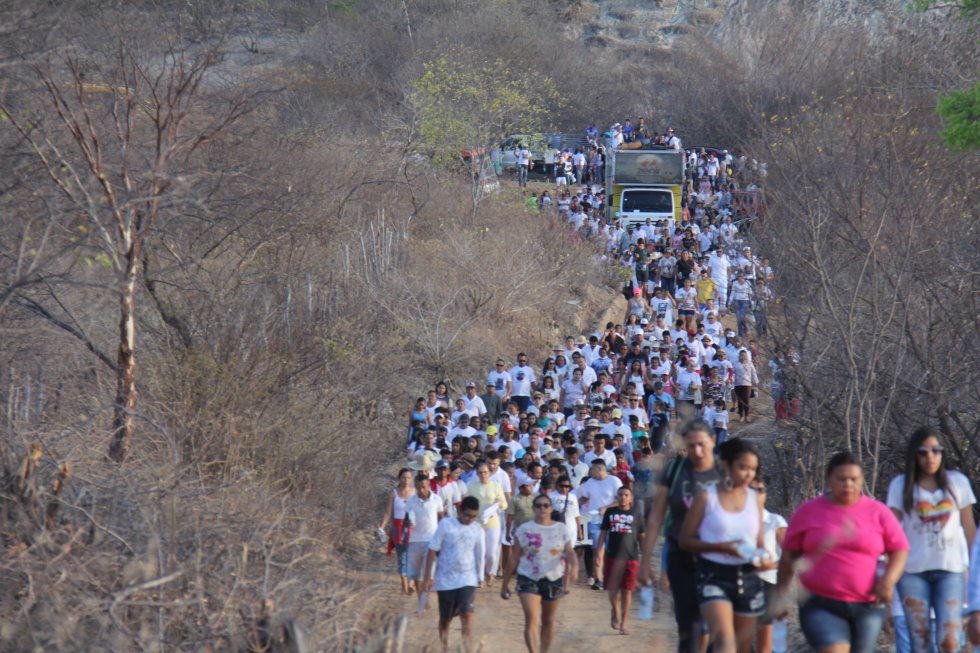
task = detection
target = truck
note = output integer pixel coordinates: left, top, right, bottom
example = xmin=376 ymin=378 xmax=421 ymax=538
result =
xmin=605 ymin=148 xmax=686 ymax=231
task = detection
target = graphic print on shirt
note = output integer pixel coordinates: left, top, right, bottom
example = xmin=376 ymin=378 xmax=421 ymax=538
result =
xmin=682 ymin=477 xmax=718 ymax=509
xmin=608 ymin=512 xmax=635 ymax=534
xmin=915 ymin=496 xmax=956 ymax=548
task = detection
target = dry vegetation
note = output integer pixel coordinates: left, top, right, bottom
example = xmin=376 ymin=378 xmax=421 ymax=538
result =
xmin=0 ymin=0 xmax=976 ymax=650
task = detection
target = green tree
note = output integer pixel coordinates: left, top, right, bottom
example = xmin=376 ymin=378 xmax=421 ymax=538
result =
xmin=912 ymin=0 xmax=980 ymax=150
xmin=411 ymin=47 xmax=562 ymax=170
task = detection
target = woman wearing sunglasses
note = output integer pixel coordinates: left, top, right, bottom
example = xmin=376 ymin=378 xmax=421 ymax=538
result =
xmin=887 ymin=427 xmax=976 ymax=653
xmin=500 ymin=494 xmax=577 ymax=653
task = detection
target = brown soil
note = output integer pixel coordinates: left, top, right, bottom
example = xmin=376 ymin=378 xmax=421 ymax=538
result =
xmin=360 ymin=561 xmax=678 ymax=652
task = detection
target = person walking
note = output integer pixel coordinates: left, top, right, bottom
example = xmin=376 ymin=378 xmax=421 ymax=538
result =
xmin=406 ymin=472 xmax=445 ymax=609
xmin=639 ymin=420 xmax=721 ymax=653
xmin=679 ymin=438 xmax=766 ymax=653
xmin=424 ymin=496 xmax=485 ymax=653
xmin=596 ymin=486 xmax=645 ymax=635
xmin=887 ymin=427 xmax=976 ymax=653
xmin=379 ymin=467 xmax=416 ymax=595
xmin=466 ymin=461 xmax=508 ymax=586
xmin=774 ymin=451 xmax=909 ymax=653
xmin=732 ymin=350 xmax=758 ymax=423
xmin=500 ymin=493 xmax=578 ymax=653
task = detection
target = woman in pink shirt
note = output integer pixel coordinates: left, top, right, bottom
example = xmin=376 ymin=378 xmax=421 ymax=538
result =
xmin=774 ymin=452 xmax=909 ymax=653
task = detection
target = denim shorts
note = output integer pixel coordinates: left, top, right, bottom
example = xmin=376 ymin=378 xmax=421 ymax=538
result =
xmin=799 ymin=594 xmax=885 ymax=653
xmin=516 ymin=574 xmax=564 ymax=602
xmin=696 ymin=558 xmax=766 ymax=617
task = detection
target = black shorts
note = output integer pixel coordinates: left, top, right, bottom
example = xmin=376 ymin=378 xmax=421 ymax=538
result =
xmin=696 ymin=558 xmax=766 ymax=617
xmin=437 ymin=586 xmax=477 ymax=620
xmin=516 ymin=574 xmax=564 ymax=602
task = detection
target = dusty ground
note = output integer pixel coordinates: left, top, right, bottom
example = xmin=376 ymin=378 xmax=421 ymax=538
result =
xmin=360 ymin=561 xmax=678 ymax=653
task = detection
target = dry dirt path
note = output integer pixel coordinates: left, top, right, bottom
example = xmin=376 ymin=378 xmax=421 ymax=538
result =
xmin=360 ymin=561 xmax=678 ymax=653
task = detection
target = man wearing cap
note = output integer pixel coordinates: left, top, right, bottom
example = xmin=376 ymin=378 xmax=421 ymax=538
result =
xmin=666 ymin=127 xmax=681 ymax=150
xmin=498 ymin=423 xmax=522 ymax=460
xmin=431 ymin=460 xmax=462 ymax=517
xmin=448 ymin=413 xmax=476 ymax=445
xmin=461 ymin=382 xmax=487 ymax=418
xmin=602 ymin=409 xmax=631 ymax=442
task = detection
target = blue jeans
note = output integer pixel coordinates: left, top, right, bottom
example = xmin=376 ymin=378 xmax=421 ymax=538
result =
xmin=799 ymin=595 xmax=885 ymax=653
xmin=517 ymin=164 xmax=529 ymax=187
xmin=732 ymin=299 xmax=750 ymax=336
xmin=897 ymin=570 xmax=964 ymax=653
xmin=893 ymin=614 xmax=939 ymax=653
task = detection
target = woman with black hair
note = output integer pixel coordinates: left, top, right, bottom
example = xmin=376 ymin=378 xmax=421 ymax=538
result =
xmin=775 ymin=452 xmax=908 ymax=653
xmin=887 ymin=427 xmax=976 ymax=653
xmin=679 ymin=438 xmax=767 ymax=653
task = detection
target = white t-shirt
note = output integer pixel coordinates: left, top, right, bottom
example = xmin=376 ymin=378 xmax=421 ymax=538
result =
xmin=491 ymin=468 xmax=513 ymax=495
xmin=406 ymin=492 xmax=443 ymax=542
xmin=461 ymin=395 xmax=487 ymax=417
xmin=549 ymin=491 xmax=582 ymax=543
xmin=575 ymin=474 xmax=623 ymax=513
xmin=434 ymin=480 xmax=462 ymax=517
xmin=428 ymin=516 xmax=486 ymax=591
xmin=510 ymin=365 xmax=536 ymax=397
xmin=759 ymin=510 xmax=788 ymax=584
xmin=487 ymin=370 xmax=511 ymax=395
xmin=886 ymin=471 xmax=975 ymax=573
xmin=583 ymin=448 xmax=616 ymax=469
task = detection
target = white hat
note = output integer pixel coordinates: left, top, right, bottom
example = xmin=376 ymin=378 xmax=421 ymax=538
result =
xmin=408 ymin=450 xmax=440 ymax=472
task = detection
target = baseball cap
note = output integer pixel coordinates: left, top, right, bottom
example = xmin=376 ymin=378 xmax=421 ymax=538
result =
xmin=586 ymin=418 xmax=600 ymax=427
xmin=465 ymin=381 xmax=476 ymax=388
xmin=611 ymin=408 xmax=623 ymax=419
xmin=435 ymin=460 xmax=450 ymax=469
xmin=502 ymin=423 xmax=517 ymax=431
xmin=486 ymin=425 xmax=498 ymax=436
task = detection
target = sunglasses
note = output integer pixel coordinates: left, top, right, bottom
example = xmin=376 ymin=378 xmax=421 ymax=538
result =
xmin=917 ymin=446 xmax=944 ymax=456
xmin=559 ymin=484 xmax=572 ymax=489
xmin=533 ymin=503 xmax=552 ymax=509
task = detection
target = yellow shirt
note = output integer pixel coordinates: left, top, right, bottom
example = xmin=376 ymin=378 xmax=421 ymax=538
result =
xmin=694 ymin=277 xmax=717 ymax=303
xmin=466 ymin=481 xmax=508 ymax=530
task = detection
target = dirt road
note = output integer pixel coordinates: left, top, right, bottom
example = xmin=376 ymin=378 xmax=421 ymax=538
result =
xmin=365 ymin=565 xmax=678 ymax=653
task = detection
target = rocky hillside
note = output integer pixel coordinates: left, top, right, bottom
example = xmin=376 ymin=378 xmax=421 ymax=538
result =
xmin=560 ymin=0 xmax=903 ymax=52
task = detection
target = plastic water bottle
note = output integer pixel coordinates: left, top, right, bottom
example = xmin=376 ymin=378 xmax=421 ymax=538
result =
xmin=771 ymin=618 xmax=788 ymax=653
xmin=638 ymin=586 xmax=655 ymax=620
xmin=376 ymin=527 xmax=387 ymax=545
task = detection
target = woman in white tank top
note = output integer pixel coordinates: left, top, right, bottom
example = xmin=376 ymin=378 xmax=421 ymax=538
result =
xmin=679 ymin=438 xmax=767 ymax=653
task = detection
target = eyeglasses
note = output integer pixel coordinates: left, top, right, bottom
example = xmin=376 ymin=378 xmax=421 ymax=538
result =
xmin=533 ymin=503 xmax=552 ymax=509
xmin=917 ymin=446 xmax=944 ymax=456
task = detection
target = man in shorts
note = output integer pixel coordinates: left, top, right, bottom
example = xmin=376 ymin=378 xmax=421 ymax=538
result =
xmin=596 ymin=487 xmax=645 ymax=635
xmin=424 ymin=496 xmax=485 ymax=653
xmin=406 ymin=472 xmax=445 ymax=607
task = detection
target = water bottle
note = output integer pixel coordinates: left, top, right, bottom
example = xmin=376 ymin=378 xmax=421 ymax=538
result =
xmin=638 ymin=585 xmax=655 ymax=620
xmin=376 ymin=527 xmax=388 ymax=545
xmin=771 ymin=618 xmax=788 ymax=653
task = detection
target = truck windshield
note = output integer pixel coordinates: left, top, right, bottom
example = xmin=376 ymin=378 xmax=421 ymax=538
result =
xmin=622 ymin=190 xmax=673 ymax=213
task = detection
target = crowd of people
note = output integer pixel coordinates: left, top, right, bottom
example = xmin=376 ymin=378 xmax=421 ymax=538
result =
xmin=379 ymin=121 xmax=980 ymax=653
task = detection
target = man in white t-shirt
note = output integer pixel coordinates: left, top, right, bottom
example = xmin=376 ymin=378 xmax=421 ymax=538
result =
xmin=575 ymin=460 xmax=624 ymax=587
xmin=509 ymin=353 xmax=536 ymax=412
xmin=460 ymin=382 xmax=487 ymax=417
xmin=708 ymin=247 xmax=731 ymax=309
xmin=424 ymin=496 xmax=485 ymax=652
xmin=406 ymin=473 xmax=445 ymax=597
xmin=486 ymin=359 xmax=512 ymax=400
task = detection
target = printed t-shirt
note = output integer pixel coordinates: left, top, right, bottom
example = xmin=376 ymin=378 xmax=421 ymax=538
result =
xmin=885 ymin=471 xmax=975 ymax=573
xmin=601 ymin=506 xmax=644 ymax=560
xmin=428 ymin=516 xmax=486 ymax=591
xmin=514 ymin=521 xmax=570 ymax=581
xmin=782 ymin=495 xmax=908 ymax=602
